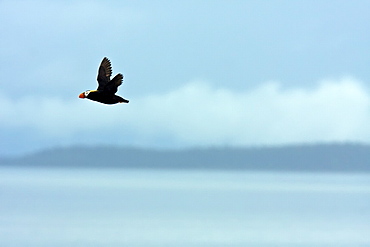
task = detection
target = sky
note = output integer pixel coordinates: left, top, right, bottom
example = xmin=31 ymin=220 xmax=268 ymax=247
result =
xmin=2 ymin=0 xmax=370 ymax=156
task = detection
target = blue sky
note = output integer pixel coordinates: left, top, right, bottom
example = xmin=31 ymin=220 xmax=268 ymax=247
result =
xmin=1 ymin=0 xmax=370 ymax=156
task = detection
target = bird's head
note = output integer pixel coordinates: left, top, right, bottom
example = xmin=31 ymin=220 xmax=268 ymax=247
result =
xmin=79 ymin=90 xmax=91 ymax=99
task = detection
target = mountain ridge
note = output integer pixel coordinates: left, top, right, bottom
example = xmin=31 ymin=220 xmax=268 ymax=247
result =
xmin=1 ymin=143 xmax=370 ymax=172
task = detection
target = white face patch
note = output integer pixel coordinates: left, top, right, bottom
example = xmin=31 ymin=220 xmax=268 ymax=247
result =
xmin=84 ymin=91 xmax=90 ymax=97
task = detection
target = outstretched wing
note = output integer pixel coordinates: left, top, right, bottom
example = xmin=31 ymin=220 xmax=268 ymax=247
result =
xmin=97 ymin=57 xmax=112 ymax=90
xmin=105 ymin=73 xmax=123 ymax=94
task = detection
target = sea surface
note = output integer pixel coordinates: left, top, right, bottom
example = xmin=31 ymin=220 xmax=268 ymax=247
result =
xmin=0 ymin=167 xmax=370 ymax=247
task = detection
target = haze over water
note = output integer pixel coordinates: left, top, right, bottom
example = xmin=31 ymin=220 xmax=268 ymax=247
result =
xmin=1 ymin=167 xmax=369 ymax=247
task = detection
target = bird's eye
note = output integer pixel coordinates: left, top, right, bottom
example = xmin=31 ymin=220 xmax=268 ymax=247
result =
xmin=84 ymin=91 xmax=90 ymax=96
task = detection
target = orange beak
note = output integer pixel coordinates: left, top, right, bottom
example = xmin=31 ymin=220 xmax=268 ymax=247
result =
xmin=79 ymin=93 xmax=85 ymax=98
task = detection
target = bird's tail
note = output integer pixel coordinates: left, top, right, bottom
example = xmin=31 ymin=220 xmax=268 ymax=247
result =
xmin=118 ymin=97 xmax=129 ymax=103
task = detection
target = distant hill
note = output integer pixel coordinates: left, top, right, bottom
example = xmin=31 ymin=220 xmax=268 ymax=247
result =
xmin=1 ymin=143 xmax=370 ymax=172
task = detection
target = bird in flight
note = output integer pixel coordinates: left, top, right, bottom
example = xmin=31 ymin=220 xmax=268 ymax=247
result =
xmin=79 ymin=57 xmax=129 ymax=104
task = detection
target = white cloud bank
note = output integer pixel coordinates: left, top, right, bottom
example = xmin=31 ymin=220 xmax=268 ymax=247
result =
xmin=1 ymin=77 xmax=370 ymax=152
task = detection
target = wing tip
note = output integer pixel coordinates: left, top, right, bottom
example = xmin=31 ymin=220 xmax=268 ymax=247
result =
xmin=100 ymin=57 xmax=112 ymax=77
xmin=115 ymin=73 xmax=124 ymax=86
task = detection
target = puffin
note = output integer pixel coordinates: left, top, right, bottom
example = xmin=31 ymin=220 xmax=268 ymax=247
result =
xmin=79 ymin=57 xmax=129 ymax=104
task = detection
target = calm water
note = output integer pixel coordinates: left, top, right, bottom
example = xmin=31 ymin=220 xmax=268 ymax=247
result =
xmin=0 ymin=167 xmax=370 ymax=247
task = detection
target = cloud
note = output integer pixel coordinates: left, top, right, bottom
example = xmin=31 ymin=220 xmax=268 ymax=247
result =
xmin=126 ymin=77 xmax=370 ymax=146
xmin=1 ymin=77 xmax=370 ymax=154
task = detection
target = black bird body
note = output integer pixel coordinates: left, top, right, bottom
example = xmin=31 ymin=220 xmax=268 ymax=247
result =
xmin=79 ymin=57 xmax=129 ymax=104
xmin=84 ymin=90 xmax=128 ymax=104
